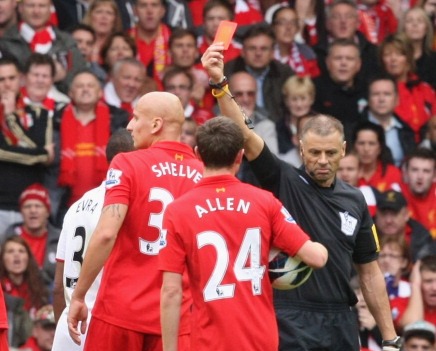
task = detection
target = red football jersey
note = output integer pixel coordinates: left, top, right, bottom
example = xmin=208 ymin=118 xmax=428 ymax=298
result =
xmin=358 ymin=162 xmax=402 ymax=193
xmin=159 ymin=175 xmax=310 ymax=351
xmin=92 ymin=141 xmax=203 ymax=334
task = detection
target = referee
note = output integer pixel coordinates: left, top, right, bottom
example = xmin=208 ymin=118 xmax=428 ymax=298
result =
xmin=202 ymin=43 xmax=401 ymax=351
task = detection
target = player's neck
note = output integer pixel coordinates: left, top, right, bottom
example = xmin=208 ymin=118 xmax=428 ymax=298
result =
xmin=203 ymin=168 xmax=235 ymax=178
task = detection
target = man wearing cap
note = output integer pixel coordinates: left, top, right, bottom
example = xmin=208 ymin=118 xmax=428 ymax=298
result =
xmin=403 ymin=320 xmax=436 ymax=351
xmin=374 ymin=190 xmax=433 ymax=262
xmin=21 ymin=304 xmax=56 ymax=351
xmin=3 ymin=183 xmax=60 ymax=287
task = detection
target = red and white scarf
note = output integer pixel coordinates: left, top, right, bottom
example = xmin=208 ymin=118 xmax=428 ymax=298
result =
xmin=275 ymin=43 xmax=305 ymax=75
xmin=19 ymin=22 xmax=56 ymax=54
xmin=358 ymin=5 xmax=379 ymax=44
xmin=19 ymin=87 xmax=56 ymax=118
xmin=58 ymin=102 xmax=110 ymax=187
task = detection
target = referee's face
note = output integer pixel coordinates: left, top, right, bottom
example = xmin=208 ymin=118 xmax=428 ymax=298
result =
xmin=300 ymin=131 xmax=346 ymax=187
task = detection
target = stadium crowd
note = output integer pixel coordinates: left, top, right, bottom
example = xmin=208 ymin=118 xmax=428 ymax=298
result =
xmin=0 ymin=0 xmax=435 ymax=350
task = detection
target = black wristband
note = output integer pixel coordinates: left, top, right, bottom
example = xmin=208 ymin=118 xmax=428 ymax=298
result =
xmin=209 ymin=76 xmax=228 ymax=89
xmin=382 ymin=336 xmax=401 ymax=348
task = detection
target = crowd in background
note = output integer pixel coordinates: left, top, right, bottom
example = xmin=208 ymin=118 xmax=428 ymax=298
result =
xmin=0 ymin=0 xmax=435 ymax=350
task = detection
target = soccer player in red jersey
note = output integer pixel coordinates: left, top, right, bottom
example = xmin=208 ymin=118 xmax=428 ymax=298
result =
xmin=159 ymin=117 xmax=328 ymax=351
xmin=67 ymin=92 xmax=204 ymax=351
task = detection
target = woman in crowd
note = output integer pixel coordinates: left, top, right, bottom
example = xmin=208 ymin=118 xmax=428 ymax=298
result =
xmin=0 ymin=236 xmax=48 ymax=316
xmin=352 ymin=121 xmax=402 ymax=192
xmin=100 ymin=32 xmax=137 ymax=76
xmin=82 ymin=0 xmax=123 ymax=63
xmin=379 ymin=33 xmax=436 ymax=142
xmin=399 ymin=6 xmax=436 ymax=89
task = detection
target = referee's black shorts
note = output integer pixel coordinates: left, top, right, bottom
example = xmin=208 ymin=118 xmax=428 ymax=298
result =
xmin=276 ymin=302 xmax=360 ymax=351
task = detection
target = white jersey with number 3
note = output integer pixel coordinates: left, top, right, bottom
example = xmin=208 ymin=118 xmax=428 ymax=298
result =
xmin=52 ymin=182 xmax=105 ymax=351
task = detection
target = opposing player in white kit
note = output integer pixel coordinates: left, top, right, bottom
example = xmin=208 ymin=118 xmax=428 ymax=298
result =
xmin=52 ymin=130 xmax=134 ymax=351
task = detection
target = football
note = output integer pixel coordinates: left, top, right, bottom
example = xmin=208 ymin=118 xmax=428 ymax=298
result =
xmin=268 ymin=250 xmax=313 ymax=290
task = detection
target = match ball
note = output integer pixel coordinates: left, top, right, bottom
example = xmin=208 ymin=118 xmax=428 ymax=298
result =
xmin=268 ymin=250 xmax=313 ymax=290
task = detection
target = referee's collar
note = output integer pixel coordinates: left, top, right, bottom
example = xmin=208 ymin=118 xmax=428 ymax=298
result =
xmin=299 ymin=166 xmax=337 ymax=190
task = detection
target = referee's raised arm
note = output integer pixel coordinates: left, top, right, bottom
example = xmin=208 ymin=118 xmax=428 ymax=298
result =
xmin=201 ymin=43 xmax=264 ymax=162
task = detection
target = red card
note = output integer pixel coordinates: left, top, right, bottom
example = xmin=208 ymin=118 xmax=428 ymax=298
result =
xmin=213 ymin=20 xmax=238 ymax=50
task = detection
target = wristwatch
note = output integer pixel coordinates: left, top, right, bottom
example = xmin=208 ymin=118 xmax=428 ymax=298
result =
xmin=382 ymin=336 xmax=402 ymax=350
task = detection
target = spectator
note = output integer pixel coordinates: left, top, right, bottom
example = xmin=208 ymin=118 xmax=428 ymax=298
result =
xmin=400 ymin=6 xmax=436 ymax=90
xmin=0 ymin=236 xmax=49 ymax=315
xmin=374 ymin=190 xmax=433 ymax=263
xmin=418 ymin=0 xmax=436 ymax=50
xmin=19 ymin=54 xmax=70 ymax=118
xmin=278 ymin=75 xmax=315 ymax=156
xmin=197 ymin=0 xmax=242 ymax=63
xmin=81 ymin=0 xmax=123 ymax=64
xmin=289 ymin=0 xmax=327 ymax=46
xmin=352 ymin=121 xmax=402 ymax=192
xmin=180 ymin=118 xmax=197 ymax=149
xmin=69 ymin=24 xmax=107 ymax=85
xmin=378 ymin=236 xmax=412 ymax=330
xmin=360 ymin=75 xmax=416 ymax=167
xmin=0 ymin=57 xmax=54 ymax=236
xmin=402 ymin=320 xmax=436 ymax=351
xmin=2 ymin=0 xmax=86 ymax=93
xmin=313 ymin=39 xmax=367 ymax=140
xmin=379 ymin=33 xmax=436 ymax=143
xmin=20 ymin=304 xmax=56 ymax=351
xmin=229 ymin=71 xmax=279 ymax=154
xmin=3 ymin=184 xmax=59 ymax=288
xmin=168 ymin=28 xmax=213 ymax=111
xmin=56 ymin=70 xmax=129 ymax=207
xmin=163 ymin=67 xmax=213 ymax=125
xmin=357 ymin=0 xmax=397 ymax=45
xmin=225 ymin=24 xmax=294 ymax=123
xmin=129 ymin=0 xmax=170 ymax=87
xmin=0 ymin=0 xmax=17 ymax=37
xmin=100 ymin=32 xmax=137 ymax=76
xmin=400 ymin=255 xmax=436 ymax=327
xmin=337 ymin=150 xmax=379 ymax=216
xmin=271 ymin=6 xmax=320 ymax=78
xmin=420 ymin=115 xmax=436 ymax=152
xmin=315 ymin=0 xmax=380 ymax=84
xmin=401 ymin=148 xmax=436 ymax=238
xmin=52 ymin=0 xmax=91 ymax=32
xmin=103 ymin=58 xmax=146 ymax=116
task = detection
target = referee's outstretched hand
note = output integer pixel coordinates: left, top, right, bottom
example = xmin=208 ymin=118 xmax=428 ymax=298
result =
xmin=67 ymin=295 xmax=88 ymax=345
xmin=201 ymin=43 xmax=225 ymax=83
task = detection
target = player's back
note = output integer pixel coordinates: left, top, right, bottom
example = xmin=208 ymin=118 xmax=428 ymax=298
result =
xmin=161 ymin=174 xmax=307 ymax=351
xmin=93 ymin=141 xmax=203 ymax=334
xmin=57 ymin=182 xmax=106 ymax=309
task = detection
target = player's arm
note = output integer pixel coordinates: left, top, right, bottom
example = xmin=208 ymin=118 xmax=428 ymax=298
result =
xmin=68 ymin=203 xmax=128 ymax=345
xmin=295 ymin=241 xmax=328 ymax=269
xmin=355 ymin=261 xmax=398 ymax=343
xmin=201 ymin=43 xmax=264 ymax=161
xmin=161 ymin=272 xmax=183 ymax=351
xmin=53 ymin=260 xmax=66 ymax=323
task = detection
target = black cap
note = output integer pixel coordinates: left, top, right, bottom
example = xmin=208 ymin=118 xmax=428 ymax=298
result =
xmin=377 ymin=190 xmax=407 ymax=212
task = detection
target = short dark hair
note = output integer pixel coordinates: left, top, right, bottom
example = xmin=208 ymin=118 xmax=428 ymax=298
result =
xmin=368 ymin=74 xmax=398 ymax=95
xmin=24 ymin=53 xmax=56 ymax=78
xmin=0 ymin=56 xmax=21 ymax=71
xmin=243 ymin=23 xmax=275 ymax=43
xmin=162 ymin=66 xmax=194 ymax=90
xmin=106 ymin=129 xmax=134 ymax=162
xmin=203 ymin=0 xmax=234 ymax=20
xmin=420 ymin=255 xmax=436 ymax=273
xmin=68 ymin=23 xmax=96 ymax=41
xmin=403 ymin=147 xmax=436 ymax=169
xmin=169 ymin=27 xmax=197 ymax=48
xmin=196 ymin=117 xmax=244 ymax=169
xmin=327 ymin=38 xmax=360 ymax=57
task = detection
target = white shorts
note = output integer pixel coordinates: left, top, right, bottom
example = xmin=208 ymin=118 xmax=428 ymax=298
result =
xmin=52 ymin=307 xmax=91 ymax=351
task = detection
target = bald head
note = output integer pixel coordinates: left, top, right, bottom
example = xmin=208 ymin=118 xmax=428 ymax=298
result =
xmin=229 ymin=72 xmax=257 ymax=114
xmin=128 ymin=92 xmax=185 ymax=149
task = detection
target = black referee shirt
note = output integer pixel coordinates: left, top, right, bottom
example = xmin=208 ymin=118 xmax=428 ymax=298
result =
xmin=249 ymin=145 xmax=379 ymax=309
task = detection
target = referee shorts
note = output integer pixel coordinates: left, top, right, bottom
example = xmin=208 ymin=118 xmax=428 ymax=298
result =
xmin=83 ymin=317 xmax=190 ymax=351
xmin=276 ymin=304 xmax=360 ymax=351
